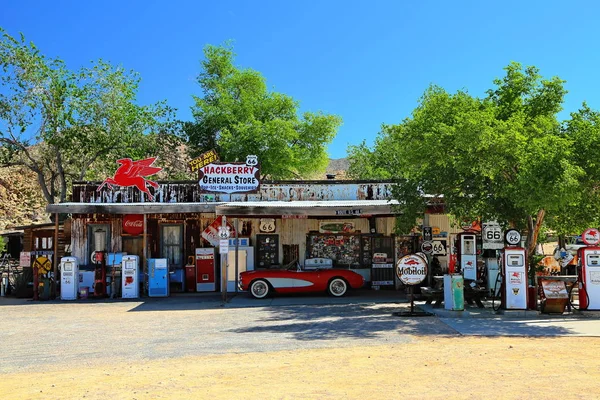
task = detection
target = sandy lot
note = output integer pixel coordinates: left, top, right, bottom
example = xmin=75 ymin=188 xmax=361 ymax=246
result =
xmin=2 ymin=336 xmax=599 ymax=400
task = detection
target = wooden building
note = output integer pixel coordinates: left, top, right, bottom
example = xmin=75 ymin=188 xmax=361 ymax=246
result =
xmin=47 ymin=180 xmax=423 ymax=293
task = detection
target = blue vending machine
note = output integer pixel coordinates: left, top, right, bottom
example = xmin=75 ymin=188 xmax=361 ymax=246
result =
xmin=148 ymin=258 xmax=169 ymax=297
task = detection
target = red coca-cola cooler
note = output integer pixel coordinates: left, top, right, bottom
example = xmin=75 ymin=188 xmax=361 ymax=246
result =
xmin=196 ymin=248 xmax=216 ymax=292
xmin=185 ymin=256 xmax=196 ymax=292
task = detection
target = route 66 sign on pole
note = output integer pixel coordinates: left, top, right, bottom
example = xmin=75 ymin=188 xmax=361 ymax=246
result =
xmin=482 ymin=222 xmax=504 ymax=250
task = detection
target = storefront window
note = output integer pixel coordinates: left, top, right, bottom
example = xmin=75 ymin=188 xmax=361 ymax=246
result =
xmin=161 ymin=224 xmax=183 ymax=268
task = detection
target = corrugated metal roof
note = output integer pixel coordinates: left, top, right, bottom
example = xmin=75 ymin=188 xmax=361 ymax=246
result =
xmin=217 ymin=200 xmax=398 ymax=208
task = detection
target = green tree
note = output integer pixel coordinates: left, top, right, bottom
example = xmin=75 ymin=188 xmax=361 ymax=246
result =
xmin=349 ymin=62 xmax=591 ymax=256
xmin=186 ymin=43 xmax=341 ymax=179
xmin=0 ymin=28 xmax=179 ymax=205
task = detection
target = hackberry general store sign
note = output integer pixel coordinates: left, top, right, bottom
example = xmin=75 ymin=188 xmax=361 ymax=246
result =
xmin=198 ymin=155 xmax=260 ymax=194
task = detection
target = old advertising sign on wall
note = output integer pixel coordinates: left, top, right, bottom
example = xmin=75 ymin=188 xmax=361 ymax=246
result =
xmin=188 ymin=149 xmax=219 ymax=173
xmin=202 ymin=216 xmax=236 ymax=247
xmin=98 ymin=157 xmax=162 ymax=201
xmin=198 ymin=155 xmax=260 ymax=194
xmin=319 ymin=221 xmax=355 ymax=234
xmin=396 ymin=254 xmax=428 ymax=285
xmin=20 ymin=251 xmax=31 ymax=267
xmin=122 ymin=214 xmax=144 ymax=236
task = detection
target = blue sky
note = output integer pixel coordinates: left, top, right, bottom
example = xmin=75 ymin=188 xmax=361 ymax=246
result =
xmin=2 ymin=0 xmax=599 ymax=159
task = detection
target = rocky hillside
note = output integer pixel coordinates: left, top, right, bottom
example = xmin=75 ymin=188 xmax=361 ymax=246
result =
xmin=0 ymin=166 xmax=50 ymax=231
xmin=324 ymin=158 xmax=349 ymax=179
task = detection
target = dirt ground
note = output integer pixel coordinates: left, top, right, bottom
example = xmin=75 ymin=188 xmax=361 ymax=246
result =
xmin=2 ymin=336 xmax=599 ymax=400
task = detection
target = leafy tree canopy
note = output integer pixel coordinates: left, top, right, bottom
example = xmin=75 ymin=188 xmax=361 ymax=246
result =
xmin=348 ymin=62 xmax=600 ymax=254
xmin=186 ymin=43 xmax=341 ymax=179
xmin=0 ymin=28 xmax=180 ymax=205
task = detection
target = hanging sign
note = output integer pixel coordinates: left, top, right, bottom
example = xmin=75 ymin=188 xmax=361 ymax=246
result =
xmin=282 ymin=214 xmax=308 ymax=219
xmin=189 ymin=149 xmax=219 ymax=173
xmin=122 ymin=214 xmax=144 ymax=236
xmin=482 ymin=222 xmax=504 ymax=250
xmin=582 ymin=228 xmax=600 ymax=246
xmin=396 ymin=254 xmax=428 ymax=285
xmin=202 ymin=216 xmax=236 ymax=247
xmin=335 ymin=209 xmax=362 ymax=216
xmin=97 ymin=157 xmax=162 ymax=201
xmin=198 ymin=155 xmax=260 ymax=194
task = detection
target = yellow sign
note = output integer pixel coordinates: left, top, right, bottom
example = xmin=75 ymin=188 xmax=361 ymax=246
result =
xmin=189 ymin=149 xmax=219 ymax=173
xmin=33 ymin=256 xmax=52 ymax=274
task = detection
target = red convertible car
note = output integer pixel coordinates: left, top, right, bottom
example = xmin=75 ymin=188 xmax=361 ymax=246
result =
xmin=239 ymin=264 xmax=365 ymax=299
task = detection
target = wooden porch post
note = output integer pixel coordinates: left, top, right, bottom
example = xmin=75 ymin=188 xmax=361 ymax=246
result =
xmin=142 ymin=213 xmax=147 ymax=295
xmin=53 ymin=213 xmax=59 ymax=299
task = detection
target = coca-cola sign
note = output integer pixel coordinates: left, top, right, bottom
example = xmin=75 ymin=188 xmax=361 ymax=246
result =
xmin=123 ymin=214 xmax=144 ymax=236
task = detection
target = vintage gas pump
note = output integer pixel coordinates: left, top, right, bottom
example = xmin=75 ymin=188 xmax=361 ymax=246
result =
xmin=501 ymin=229 xmax=528 ymax=310
xmin=60 ymin=257 xmax=79 ymax=300
xmin=456 ymin=232 xmax=477 ymax=280
xmin=121 ymin=255 xmax=139 ymax=299
xmin=93 ymin=228 xmax=107 ymax=297
xmin=577 ymin=228 xmax=600 ymax=310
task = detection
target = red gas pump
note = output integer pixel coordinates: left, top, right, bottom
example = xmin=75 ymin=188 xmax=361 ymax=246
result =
xmin=185 ymin=256 xmax=196 ymax=292
xmin=576 ymin=228 xmax=600 ymax=310
xmin=93 ymin=251 xmax=107 ymax=297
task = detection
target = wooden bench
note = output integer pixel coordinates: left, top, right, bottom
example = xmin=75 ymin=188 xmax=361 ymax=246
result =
xmin=464 ymin=286 xmax=486 ymax=308
xmin=421 ymin=286 xmax=444 ymax=308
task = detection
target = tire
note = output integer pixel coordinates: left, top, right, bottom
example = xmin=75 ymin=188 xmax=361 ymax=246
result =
xmin=328 ymin=278 xmax=348 ymax=297
xmin=250 ymin=279 xmax=270 ymax=299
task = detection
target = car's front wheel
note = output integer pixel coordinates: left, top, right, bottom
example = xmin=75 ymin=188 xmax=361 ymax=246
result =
xmin=328 ymin=278 xmax=348 ymax=297
xmin=250 ymin=279 xmax=270 ymax=299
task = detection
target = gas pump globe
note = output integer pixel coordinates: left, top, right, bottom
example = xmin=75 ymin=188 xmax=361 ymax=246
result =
xmin=92 ymin=228 xmax=107 ymax=264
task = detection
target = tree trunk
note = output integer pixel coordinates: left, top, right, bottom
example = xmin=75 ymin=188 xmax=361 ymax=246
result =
xmin=55 ymin=147 xmax=67 ymax=203
xmin=526 ymin=209 xmax=546 ymax=256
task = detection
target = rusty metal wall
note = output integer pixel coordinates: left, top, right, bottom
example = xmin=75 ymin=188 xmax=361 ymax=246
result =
xmin=73 ymin=181 xmax=393 ymax=204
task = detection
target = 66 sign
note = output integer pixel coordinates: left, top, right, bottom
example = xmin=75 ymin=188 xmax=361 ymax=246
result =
xmin=482 ymin=222 xmax=503 ymax=250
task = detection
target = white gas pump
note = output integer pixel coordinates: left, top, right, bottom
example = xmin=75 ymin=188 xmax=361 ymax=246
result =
xmin=577 ymin=228 xmax=600 ymax=310
xmin=121 ymin=255 xmax=139 ymax=299
xmin=459 ymin=233 xmax=477 ymax=280
xmin=60 ymin=257 xmax=79 ymax=300
xmin=502 ymin=247 xmax=528 ymax=310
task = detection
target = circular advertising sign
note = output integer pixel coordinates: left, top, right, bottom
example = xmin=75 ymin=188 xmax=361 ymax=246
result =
xmin=582 ymin=228 xmax=600 ymax=246
xmin=504 ymin=229 xmax=521 ymax=246
xmin=421 ymin=241 xmax=433 ymax=254
xmin=396 ymin=254 xmax=428 ymax=285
